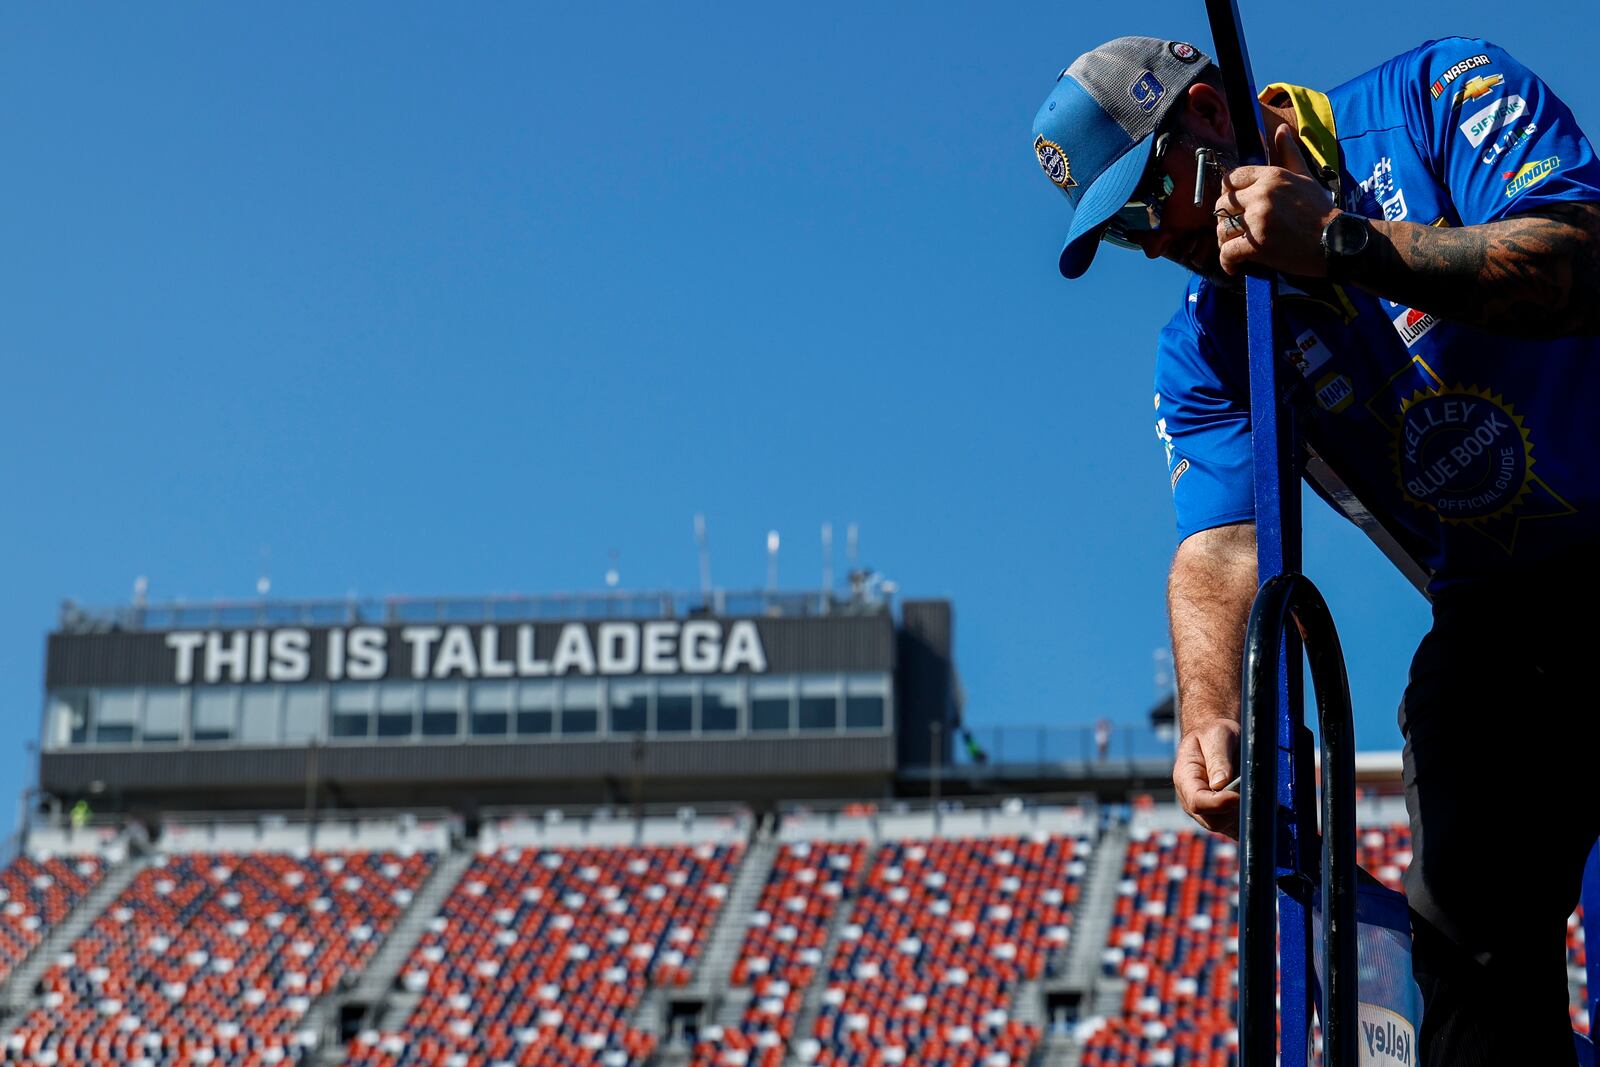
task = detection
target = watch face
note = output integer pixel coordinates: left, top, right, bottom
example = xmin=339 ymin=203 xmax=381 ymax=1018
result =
xmin=1328 ymin=214 xmax=1369 ymax=256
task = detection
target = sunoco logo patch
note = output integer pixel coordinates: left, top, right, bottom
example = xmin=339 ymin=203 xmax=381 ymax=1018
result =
xmin=1034 ymin=135 xmax=1075 ymax=190
xmin=1505 ymin=155 xmax=1559 ymax=197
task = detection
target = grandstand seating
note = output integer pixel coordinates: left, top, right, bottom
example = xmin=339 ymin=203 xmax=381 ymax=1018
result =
xmin=3 ymin=849 xmax=433 ymax=1066
xmin=692 ymin=840 xmax=868 ymax=1067
xmin=1080 ymin=828 xmax=1238 ymax=1067
xmin=345 ymin=841 xmax=741 ymax=1067
xmin=0 ymin=854 xmax=106 ymax=989
xmin=805 ymin=832 xmax=1091 ymax=1067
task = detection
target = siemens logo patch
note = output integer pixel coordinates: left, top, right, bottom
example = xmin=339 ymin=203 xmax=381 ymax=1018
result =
xmin=1459 ymin=95 xmax=1526 ymax=148
xmin=1430 ymin=53 xmax=1490 ymax=98
xmin=1505 ymin=155 xmax=1560 ymax=197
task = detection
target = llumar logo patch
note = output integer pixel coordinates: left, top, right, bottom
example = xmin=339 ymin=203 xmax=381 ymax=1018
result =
xmin=1395 ymin=386 xmax=1531 ymax=523
xmin=1034 ymin=135 xmax=1075 ymax=190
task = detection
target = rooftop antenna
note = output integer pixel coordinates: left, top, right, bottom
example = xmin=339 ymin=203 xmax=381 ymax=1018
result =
xmin=846 ymin=522 xmax=860 ymax=570
xmin=766 ymin=530 xmax=780 ymax=593
xmin=821 ymin=522 xmax=834 ymax=594
xmin=132 ymin=576 xmax=149 ymax=608
xmin=605 ymin=549 xmax=620 ymax=589
xmin=694 ymin=513 xmax=712 ymax=599
xmin=256 ymin=547 xmax=272 ymax=598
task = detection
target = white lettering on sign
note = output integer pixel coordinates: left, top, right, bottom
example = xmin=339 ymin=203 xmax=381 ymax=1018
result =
xmin=159 ymin=621 xmax=770 ymax=683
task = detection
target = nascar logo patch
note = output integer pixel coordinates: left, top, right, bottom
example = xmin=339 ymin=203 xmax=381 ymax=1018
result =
xmin=1430 ymin=53 xmax=1490 ymax=99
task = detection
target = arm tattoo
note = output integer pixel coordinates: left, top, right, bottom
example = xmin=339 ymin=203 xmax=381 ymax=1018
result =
xmin=1362 ymin=202 xmax=1600 ymax=338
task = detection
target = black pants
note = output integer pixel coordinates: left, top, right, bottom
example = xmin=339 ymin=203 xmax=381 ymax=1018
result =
xmin=1401 ymin=574 xmax=1600 ymax=1067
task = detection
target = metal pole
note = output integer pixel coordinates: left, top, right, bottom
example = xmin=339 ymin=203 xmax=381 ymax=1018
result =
xmin=930 ymin=721 xmax=942 ymax=819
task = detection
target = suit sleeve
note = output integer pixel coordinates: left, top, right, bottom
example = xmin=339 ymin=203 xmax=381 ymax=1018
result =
xmin=1153 ymin=310 xmax=1255 ymax=542
xmin=1409 ymin=37 xmax=1600 ymax=225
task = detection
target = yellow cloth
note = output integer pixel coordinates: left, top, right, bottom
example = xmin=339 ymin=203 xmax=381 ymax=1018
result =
xmin=1258 ymin=82 xmax=1340 ymax=179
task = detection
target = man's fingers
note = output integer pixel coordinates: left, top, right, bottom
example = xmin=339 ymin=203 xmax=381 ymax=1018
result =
xmin=1198 ymin=728 xmax=1240 ymax=790
xmin=1272 ymin=123 xmax=1316 ymax=177
xmin=1220 ymin=164 xmax=1269 ymax=190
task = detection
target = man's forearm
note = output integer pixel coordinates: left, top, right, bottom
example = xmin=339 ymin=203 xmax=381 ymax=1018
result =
xmin=1360 ymin=203 xmax=1600 ymax=337
xmin=1168 ymin=524 xmax=1259 ymax=734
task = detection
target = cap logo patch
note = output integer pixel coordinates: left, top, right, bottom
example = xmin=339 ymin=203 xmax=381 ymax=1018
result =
xmin=1034 ymin=134 xmax=1076 ymax=189
xmin=1130 ymin=70 xmax=1165 ymax=113
xmin=1169 ymin=42 xmax=1200 ymax=63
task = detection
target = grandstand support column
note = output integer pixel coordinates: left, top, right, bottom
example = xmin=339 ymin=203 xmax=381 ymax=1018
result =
xmin=0 ymin=852 xmax=146 ymax=1015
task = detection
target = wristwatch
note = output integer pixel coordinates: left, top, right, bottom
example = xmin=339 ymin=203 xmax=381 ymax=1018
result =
xmin=1321 ymin=212 xmax=1374 ymax=281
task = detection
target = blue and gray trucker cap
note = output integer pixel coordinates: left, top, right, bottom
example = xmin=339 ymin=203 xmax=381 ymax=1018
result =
xmin=1032 ymin=36 xmax=1216 ymax=278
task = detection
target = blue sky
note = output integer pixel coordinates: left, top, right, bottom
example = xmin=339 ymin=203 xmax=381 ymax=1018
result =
xmin=1 ymin=3 xmax=1590 ymax=834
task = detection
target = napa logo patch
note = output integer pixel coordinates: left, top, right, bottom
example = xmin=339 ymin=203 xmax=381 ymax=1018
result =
xmin=1034 ymin=135 xmax=1075 ymax=190
xmin=1130 ymin=70 xmax=1165 ymax=112
xmin=1314 ymin=373 xmax=1354 ymax=414
xmin=1504 ymin=155 xmax=1559 ymax=197
xmin=1459 ymin=94 xmax=1526 ymax=148
xmin=1430 ymin=53 xmax=1490 ymax=99
xmin=1169 ymin=42 xmax=1200 ymax=64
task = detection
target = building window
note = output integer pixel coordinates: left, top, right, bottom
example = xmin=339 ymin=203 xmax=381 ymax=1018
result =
xmin=471 ymin=682 xmax=512 ymax=738
xmin=47 ymin=694 xmax=89 ymax=749
xmin=609 ymin=680 xmax=650 ymax=736
xmin=422 ymin=683 xmax=462 ymax=738
xmin=845 ymin=674 xmax=889 ymax=731
xmin=516 ymin=681 xmax=554 ymax=737
xmin=240 ymin=689 xmax=281 ymax=744
xmin=193 ymin=688 xmax=237 ymax=743
xmin=657 ymin=681 xmax=694 ymax=734
xmin=94 ymin=690 xmax=138 ymax=744
xmin=143 ymin=688 xmax=185 ymax=744
xmin=561 ymin=680 xmax=600 ymax=737
xmin=283 ymin=687 xmax=325 ymax=743
xmin=701 ymin=680 xmax=741 ymax=733
xmin=377 ymin=683 xmax=418 ymax=739
xmin=798 ymin=676 xmax=840 ymax=732
xmin=331 ymin=685 xmax=375 ymax=740
xmin=750 ymin=679 xmax=792 ymax=733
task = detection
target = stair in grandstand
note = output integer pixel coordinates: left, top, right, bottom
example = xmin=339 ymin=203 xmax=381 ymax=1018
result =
xmin=313 ymin=846 xmax=476 ymax=1065
xmin=1059 ymin=821 xmax=1127 ymax=994
xmin=783 ymin=881 xmax=864 ymax=1066
xmin=0 ymin=852 xmax=146 ymax=1017
xmin=643 ymin=827 xmax=777 ymax=1053
xmin=1032 ymin=820 xmax=1126 ymax=1067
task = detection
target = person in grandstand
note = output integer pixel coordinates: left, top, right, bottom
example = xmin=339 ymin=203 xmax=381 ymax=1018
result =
xmin=1029 ymin=34 xmax=1600 ymax=1067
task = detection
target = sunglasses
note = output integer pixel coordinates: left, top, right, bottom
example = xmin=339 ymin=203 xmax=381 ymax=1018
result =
xmin=1100 ymin=131 xmax=1221 ymax=250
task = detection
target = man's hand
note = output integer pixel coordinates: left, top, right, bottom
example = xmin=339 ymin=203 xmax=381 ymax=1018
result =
xmin=1215 ymin=124 xmax=1340 ymax=278
xmin=1173 ymin=717 xmax=1242 ymax=839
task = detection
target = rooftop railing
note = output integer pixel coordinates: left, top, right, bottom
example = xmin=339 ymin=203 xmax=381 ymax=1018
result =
xmin=57 ymin=587 xmax=892 ymax=633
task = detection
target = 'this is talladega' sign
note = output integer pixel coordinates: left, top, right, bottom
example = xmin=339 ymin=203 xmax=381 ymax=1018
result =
xmin=161 ymin=620 xmax=769 ymax=685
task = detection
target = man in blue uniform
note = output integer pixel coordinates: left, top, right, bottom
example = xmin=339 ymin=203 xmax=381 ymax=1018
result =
xmin=1031 ymin=35 xmax=1600 ymax=1066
